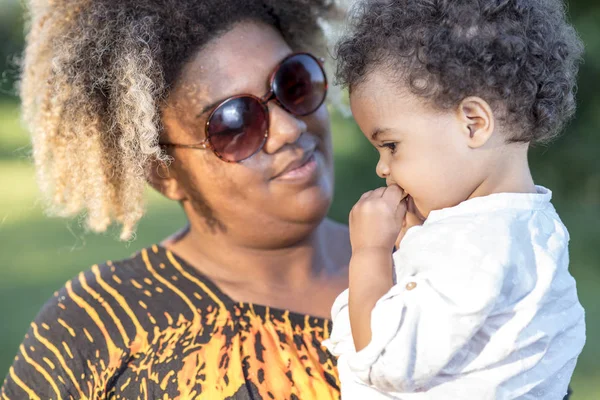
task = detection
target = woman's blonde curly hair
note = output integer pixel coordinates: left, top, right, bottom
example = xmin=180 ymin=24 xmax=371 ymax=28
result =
xmin=21 ymin=0 xmax=338 ymax=240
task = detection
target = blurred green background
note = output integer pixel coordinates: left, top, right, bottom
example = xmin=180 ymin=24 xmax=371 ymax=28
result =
xmin=0 ymin=0 xmax=598 ymax=397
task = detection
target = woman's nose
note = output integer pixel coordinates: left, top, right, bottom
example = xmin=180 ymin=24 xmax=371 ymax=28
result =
xmin=262 ymin=104 xmax=307 ymax=154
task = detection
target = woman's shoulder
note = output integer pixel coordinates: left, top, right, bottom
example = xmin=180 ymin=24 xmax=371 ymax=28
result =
xmin=0 ymin=246 xmax=235 ymax=398
xmin=29 ymin=245 xmax=232 ymax=346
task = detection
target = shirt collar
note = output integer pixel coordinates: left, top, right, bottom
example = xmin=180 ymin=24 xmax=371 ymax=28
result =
xmin=425 ymin=185 xmax=552 ymax=224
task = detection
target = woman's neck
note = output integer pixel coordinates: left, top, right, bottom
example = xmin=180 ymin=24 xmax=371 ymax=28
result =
xmin=162 ymin=218 xmax=348 ymax=296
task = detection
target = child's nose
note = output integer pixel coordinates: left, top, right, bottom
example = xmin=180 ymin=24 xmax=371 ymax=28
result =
xmin=376 ymin=158 xmax=390 ymax=179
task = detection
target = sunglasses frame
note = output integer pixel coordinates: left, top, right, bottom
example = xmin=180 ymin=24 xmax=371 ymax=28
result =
xmin=160 ymin=52 xmax=328 ymax=163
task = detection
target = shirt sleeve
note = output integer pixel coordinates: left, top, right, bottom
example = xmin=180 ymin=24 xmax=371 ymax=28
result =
xmin=322 ymin=289 xmax=353 ymax=357
xmin=1 ymin=268 xmax=128 ymax=400
xmin=339 ymin=223 xmax=509 ymax=393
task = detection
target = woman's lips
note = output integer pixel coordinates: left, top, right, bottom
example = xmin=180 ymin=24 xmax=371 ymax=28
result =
xmin=274 ymin=153 xmax=318 ymax=182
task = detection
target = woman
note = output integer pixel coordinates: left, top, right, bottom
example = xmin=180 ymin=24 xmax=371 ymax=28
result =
xmin=1 ymin=0 xmax=351 ymax=398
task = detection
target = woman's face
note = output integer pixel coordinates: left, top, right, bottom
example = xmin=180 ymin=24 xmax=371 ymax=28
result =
xmin=159 ymin=21 xmax=334 ymax=247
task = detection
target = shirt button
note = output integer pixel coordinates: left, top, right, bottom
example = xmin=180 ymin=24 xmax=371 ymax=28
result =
xmin=406 ymin=282 xmax=417 ymax=290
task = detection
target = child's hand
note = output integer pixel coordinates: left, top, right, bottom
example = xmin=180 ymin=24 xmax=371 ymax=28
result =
xmin=350 ymin=185 xmax=407 ymax=252
xmin=395 ymin=197 xmax=426 ymax=248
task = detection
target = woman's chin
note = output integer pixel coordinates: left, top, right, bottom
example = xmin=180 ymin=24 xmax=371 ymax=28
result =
xmin=269 ymin=157 xmax=334 ymax=223
xmin=285 ymin=189 xmax=333 ymax=225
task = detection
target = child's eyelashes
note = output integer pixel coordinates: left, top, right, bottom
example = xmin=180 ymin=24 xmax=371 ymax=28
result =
xmin=379 ymin=142 xmax=398 ymax=154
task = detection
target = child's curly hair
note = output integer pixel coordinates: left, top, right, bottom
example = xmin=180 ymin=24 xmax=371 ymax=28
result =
xmin=335 ymin=0 xmax=584 ymax=144
xmin=21 ymin=0 xmax=336 ymax=240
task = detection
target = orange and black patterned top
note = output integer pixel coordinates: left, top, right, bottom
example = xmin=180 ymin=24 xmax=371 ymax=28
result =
xmin=1 ymin=245 xmax=340 ymax=399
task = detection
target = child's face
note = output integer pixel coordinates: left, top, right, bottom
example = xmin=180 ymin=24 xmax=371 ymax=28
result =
xmin=350 ymin=70 xmax=487 ymax=219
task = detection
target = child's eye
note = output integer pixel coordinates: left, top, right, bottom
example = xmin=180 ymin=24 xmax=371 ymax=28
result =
xmin=379 ymin=142 xmax=397 ymax=154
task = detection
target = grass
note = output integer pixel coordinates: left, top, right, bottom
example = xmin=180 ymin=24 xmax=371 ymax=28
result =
xmin=0 ymin=100 xmax=599 ymax=397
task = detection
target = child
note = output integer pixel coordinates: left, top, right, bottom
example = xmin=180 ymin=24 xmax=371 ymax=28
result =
xmin=323 ymin=0 xmax=586 ymax=399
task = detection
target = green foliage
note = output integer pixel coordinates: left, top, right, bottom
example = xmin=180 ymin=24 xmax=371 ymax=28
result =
xmin=0 ymin=0 xmax=24 ymax=97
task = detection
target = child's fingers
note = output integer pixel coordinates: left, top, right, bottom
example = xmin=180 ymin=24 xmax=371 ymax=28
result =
xmin=357 ymin=187 xmax=387 ymax=203
xmin=372 ymin=187 xmax=388 ymax=197
xmin=394 ymin=196 xmax=408 ymax=221
xmin=359 ymin=190 xmax=375 ymax=201
xmin=382 ymin=185 xmax=406 ymax=203
xmin=395 ymin=210 xmax=425 ymax=248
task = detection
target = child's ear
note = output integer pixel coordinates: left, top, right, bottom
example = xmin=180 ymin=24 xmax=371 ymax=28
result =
xmin=147 ymin=158 xmax=187 ymax=202
xmin=457 ymin=97 xmax=495 ymax=149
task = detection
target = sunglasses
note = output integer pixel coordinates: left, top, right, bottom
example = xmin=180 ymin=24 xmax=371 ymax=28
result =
xmin=160 ymin=52 xmax=328 ymax=163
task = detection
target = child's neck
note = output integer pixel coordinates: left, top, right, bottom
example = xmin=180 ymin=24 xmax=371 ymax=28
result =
xmin=469 ymin=144 xmax=537 ymax=200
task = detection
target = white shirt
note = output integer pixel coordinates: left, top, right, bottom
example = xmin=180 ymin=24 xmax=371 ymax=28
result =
xmin=323 ymin=187 xmax=585 ymax=400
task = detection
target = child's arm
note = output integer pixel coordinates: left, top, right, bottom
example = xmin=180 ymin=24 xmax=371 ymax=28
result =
xmin=347 ymin=185 xmax=406 ymax=351
xmin=346 ymin=225 xmax=507 ymax=393
xmin=349 ymin=248 xmax=394 ymax=351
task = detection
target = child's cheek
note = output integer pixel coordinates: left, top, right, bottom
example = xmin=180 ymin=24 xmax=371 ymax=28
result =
xmin=389 ymin=158 xmax=404 ymax=182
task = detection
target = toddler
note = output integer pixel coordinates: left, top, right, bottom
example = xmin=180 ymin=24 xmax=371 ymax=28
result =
xmin=323 ymin=0 xmax=586 ymax=399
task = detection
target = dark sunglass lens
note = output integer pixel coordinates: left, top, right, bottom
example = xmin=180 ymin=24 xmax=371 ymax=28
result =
xmin=272 ymin=54 xmax=327 ymax=116
xmin=207 ymin=97 xmax=268 ymax=162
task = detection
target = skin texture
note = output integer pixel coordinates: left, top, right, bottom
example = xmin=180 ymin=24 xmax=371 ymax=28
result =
xmin=347 ymin=69 xmax=536 ymax=350
xmin=149 ymin=21 xmax=350 ymax=319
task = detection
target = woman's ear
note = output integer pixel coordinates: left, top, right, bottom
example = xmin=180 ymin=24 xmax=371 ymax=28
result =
xmin=457 ymin=96 xmax=495 ymax=149
xmin=147 ymin=158 xmax=187 ymax=202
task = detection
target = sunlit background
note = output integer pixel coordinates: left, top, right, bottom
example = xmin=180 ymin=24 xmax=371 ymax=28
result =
xmin=1 ymin=0 xmax=598 ymax=397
